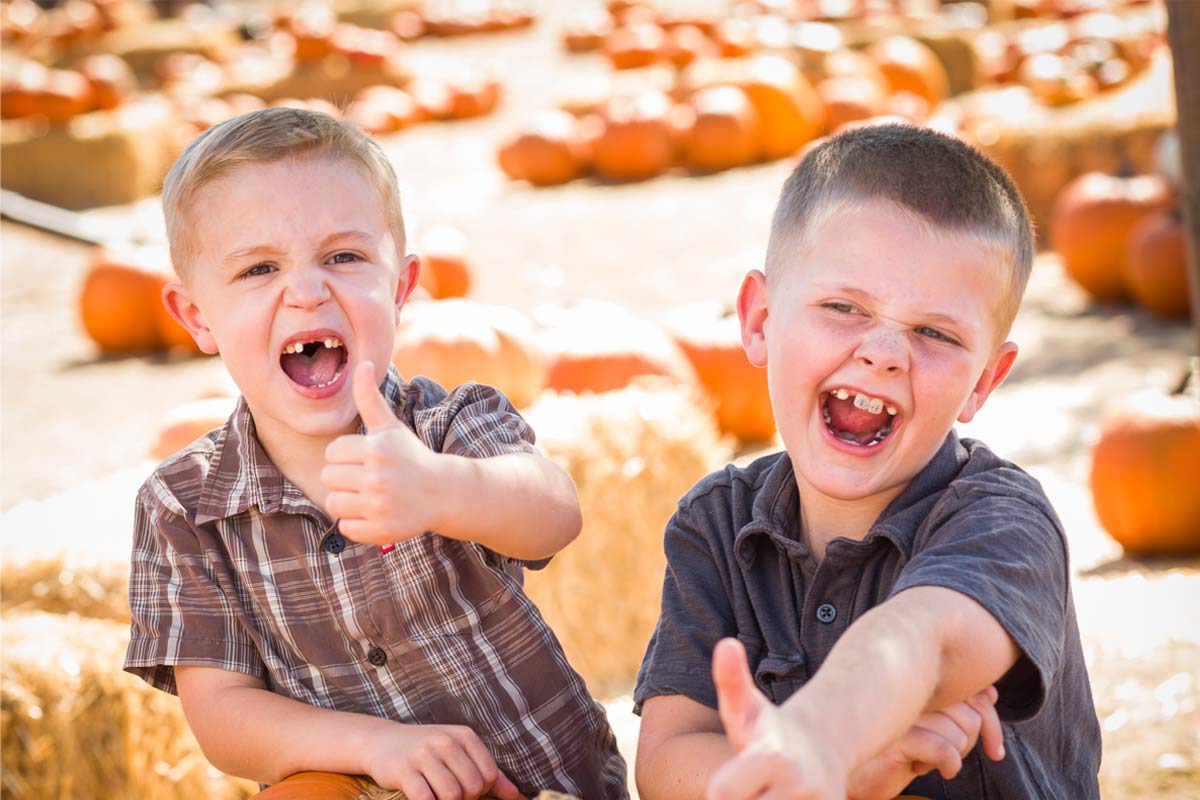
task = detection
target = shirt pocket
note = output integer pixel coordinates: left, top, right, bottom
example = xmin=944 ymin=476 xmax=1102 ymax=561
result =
xmin=753 ymin=652 xmax=810 ymax=704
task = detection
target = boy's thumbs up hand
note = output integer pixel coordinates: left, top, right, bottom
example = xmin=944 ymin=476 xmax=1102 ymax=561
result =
xmin=322 ymin=361 xmax=444 ymax=545
xmin=707 ymin=638 xmax=845 ymax=800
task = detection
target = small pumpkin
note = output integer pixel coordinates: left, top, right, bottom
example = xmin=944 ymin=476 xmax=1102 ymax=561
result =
xmin=497 ymin=109 xmax=585 ymax=186
xmin=666 ymin=302 xmax=775 ymax=441
xmin=251 ymin=771 xmax=372 ymax=799
xmin=1090 ymin=392 xmax=1200 ymax=554
xmin=536 ymin=302 xmax=695 ymax=394
xmin=562 ymin=8 xmax=612 ymax=53
xmin=678 ymin=85 xmax=760 ymax=172
xmin=1050 ymin=172 xmax=1176 ymax=301
xmin=75 ymin=54 xmax=134 ymax=111
xmin=592 ymin=89 xmax=677 ymax=182
xmin=664 ymin=24 xmax=714 ymax=69
xmin=150 ymin=396 xmax=237 ymax=461
xmin=604 ymin=23 xmax=667 ymax=70
xmin=817 ymin=76 xmax=887 ymax=131
xmin=349 ymin=85 xmax=416 ymax=134
xmin=80 ymin=246 xmax=167 ymax=354
xmin=36 ymin=68 xmax=94 ymax=124
xmin=287 ymin=6 xmax=337 ymax=62
xmin=1125 ymin=206 xmax=1191 ymax=318
xmin=445 ymin=70 xmax=502 ymax=120
xmin=866 ymin=36 xmax=950 ymax=107
xmin=737 ymin=55 xmax=825 ymax=160
xmin=416 ymin=225 xmax=472 ymax=299
xmin=392 ymin=299 xmax=546 ymax=408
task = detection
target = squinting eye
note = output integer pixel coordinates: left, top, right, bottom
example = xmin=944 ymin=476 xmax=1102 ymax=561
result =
xmin=330 ymin=252 xmax=360 ymax=264
xmin=917 ymin=326 xmax=956 ymax=344
xmin=824 ymin=301 xmax=858 ymax=314
xmin=240 ymin=263 xmax=274 ymax=279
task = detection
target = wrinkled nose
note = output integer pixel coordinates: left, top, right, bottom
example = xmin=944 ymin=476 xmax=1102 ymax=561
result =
xmin=854 ymin=326 xmax=909 ymax=375
xmin=283 ymin=264 xmax=331 ymax=310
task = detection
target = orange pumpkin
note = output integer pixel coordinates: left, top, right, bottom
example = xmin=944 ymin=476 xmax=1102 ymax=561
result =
xmin=348 ymin=85 xmax=416 ymax=134
xmin=817 ymin=76 xmax=887 ymax=130
xmin=679 ymin=85 xmax=760 ymax=172
xmin=287 ymin=5 xmax=336 ymax=62
xmin=497 ymin=110 xmax=585 ymax=186
xmin=866 ymin=36 xmax=949 ymax=107
xmin=150 ymin=396 xmax=237 ymax=461
xmin=392 ymin=299 xmax=546 ymax=408
xmin=537 ymin=302 xmax=695 ymax=394
xmin=445 ymin=71 xmax=502 ymax=120
xmin=604 ymin=23 xmax=667 ymax=70
xmin=416 ymin=225 xmax=472 ymax=299
xmin=592 ymin=89 xmax=677 ymax=182
xmin=666 ymin=303 xmax=775 ymax=441
xmin=562 ymin=8 xmax=612 ymax=53
xmin=664 ymin=24 xmax=714 ymax=69
xmin=737 ymin=55 xmax=825 ymax=160
xmin=80 ymin=247 xmax=167 ymax=354
xmin=406 ymin=76 xmax=455 ymax=121
xmin=252 ymin=771 xmax=372 ymax=799
xmin=75 ymin=54 xmax=134 ymax=111
xmin=36 ymin=68 xmax=94 ymax=124
xmin=1050 ymin=172 xmax=1175 ymax=301
xmin=1090 ymin=393 xmax=1200 ymax=554
xmin=1125 ymin=206 xmax=1191 ymax=318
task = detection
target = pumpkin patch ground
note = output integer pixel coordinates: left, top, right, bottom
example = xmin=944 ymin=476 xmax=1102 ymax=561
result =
xmin=2 ymin=4 xmax=1197 ymax=798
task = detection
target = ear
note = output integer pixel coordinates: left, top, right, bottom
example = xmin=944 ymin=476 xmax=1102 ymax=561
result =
xmin=958 ymin=341 xmax=1018 ymax=423
xmin=162 ymin=282 xmax=218 ymax=354
xmin=737 ymin=269 xmax=770 ymax=368
xmin=394 ymin=253 xmax=421 ymax=324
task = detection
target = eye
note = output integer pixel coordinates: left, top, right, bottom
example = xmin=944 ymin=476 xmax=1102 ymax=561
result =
xmin=823 ymin=301 xmax=859 ymax=314
xmin=916 ymin=326 xmax=959 ymax=345
xmin=239 ymin=263 xmax=275 ymax=279
xmin=329 ymin=251 xmax=361 ymax=264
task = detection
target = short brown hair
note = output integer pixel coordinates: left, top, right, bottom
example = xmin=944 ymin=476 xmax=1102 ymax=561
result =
xmin=767 ymin=124 xmax=1033 ymax=340
xmin=162 ymin=106 xmax=405 ymax=279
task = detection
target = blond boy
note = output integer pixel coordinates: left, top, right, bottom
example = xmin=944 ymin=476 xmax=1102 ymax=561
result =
xmin=635 ymin=124 xmax=1101 ymax=799
xmin=123 ymin=107 xmax=627 ymax=800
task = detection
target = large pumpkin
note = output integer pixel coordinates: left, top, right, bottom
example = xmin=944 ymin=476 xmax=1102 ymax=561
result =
xmin=392 ymin=299 xmax=546 ymax=408
xmin=1050 ymin=172 xmax=1175 ymax=301
xmin=536 ymin=302 xmax=695 ymax=394
xmin=865 ymin=36 xmax=949 ymax=107
xmin=79 ymin=246 xmax=167 ymax=354
xmin=1090 ymin=393 xmax=1200 ymax=555
xmin=666 ymin=303 xmax=775 ymax=442
xmin=592 ymin=89 xmax=677 ymax=182
xmin=1125 ymin=206 xmax=1191 ymax=318
xmin=150 ymin=396 xmax=237 ymax=461
xmin=497 ymin=109 xmax=585 ymax=187
xmin=736 ymin=55 xmax=825 ymax=160
xmin=678 ymin=85 xmax=760 ymax=172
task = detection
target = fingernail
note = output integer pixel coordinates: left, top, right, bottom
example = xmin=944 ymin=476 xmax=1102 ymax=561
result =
xmin=998 ymin=743 xmax=1006 ymax=760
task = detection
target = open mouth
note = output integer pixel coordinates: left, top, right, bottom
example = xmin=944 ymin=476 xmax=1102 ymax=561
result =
xmin=280 ymin=334 xmax=348 ymax=389
xmin=821 ymin=387 xmax=899 ymax=447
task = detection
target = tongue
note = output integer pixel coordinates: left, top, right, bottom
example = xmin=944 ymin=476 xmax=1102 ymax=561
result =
xmin=827 ymin=395 xmax=886 ymax=441
xmin=281 ymin=346 xmax=343 ymax=387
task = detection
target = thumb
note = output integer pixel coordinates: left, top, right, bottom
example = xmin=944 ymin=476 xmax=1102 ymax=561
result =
xmin=352 ymin=361 xmax=400 ymax=432
xmin=713 ymin=637 xmax=765 ymax=752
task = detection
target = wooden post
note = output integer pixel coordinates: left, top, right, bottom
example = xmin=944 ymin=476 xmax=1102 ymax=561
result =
xmin=1165 ymin=1 xmax=1200 ymax=392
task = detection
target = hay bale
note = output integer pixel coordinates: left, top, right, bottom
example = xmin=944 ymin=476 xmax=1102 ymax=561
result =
xmin=0 ymin=96 xmax=178 ymax=209
xmin=0 ymin=611 xmax=256 ymax=800
xmin=523 ymin=379 xmax=731 ymax=699
xmin=0 ymin=466 xmax=144 ymax=622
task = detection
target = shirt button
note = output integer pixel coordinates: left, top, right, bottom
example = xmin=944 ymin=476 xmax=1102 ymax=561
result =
xmin=367 ymin=647 xmax=388 ymax=667
xmin=323 ymin=532 xmax=346 ymax=555
xmin=816 ymin=602 xmax=837 ymax=624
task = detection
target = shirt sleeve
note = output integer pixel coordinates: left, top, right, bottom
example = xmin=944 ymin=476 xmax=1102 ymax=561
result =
xmin=634 ymin=505 xmax=737 ymax=714
xmin=409 ymin=379 xmax=538 ymax=459
xmin=890 ymin=486 xmax=1069 ymax=722
xmin=123 ymin=478 xmax=267 ymax=695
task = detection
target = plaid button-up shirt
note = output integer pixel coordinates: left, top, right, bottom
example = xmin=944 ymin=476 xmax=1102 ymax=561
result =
xmin=124 ymin=366 xmax=628 ymax=799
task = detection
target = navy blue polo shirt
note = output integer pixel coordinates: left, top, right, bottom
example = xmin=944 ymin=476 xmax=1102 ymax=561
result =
xmin=635 ymin=432 xmax=1101 ymax=799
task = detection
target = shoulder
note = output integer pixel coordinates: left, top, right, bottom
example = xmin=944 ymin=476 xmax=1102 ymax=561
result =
xmin=944 ymin=438 xmax=1060 ymax=522
xmin=138 ymin=432 xmax=221 ymax=521
xmin=674 ymin=451 xmax=787 ymax=530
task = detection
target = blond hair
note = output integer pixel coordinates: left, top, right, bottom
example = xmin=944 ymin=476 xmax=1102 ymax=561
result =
xmin=162 ymin=106 xmax=405 ymax=279
xmin=767 ymin=124 xmax=1034 ymax=342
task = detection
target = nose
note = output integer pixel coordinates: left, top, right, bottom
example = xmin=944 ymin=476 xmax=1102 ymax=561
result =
xmin=283 ymin=263 xmax=331 ymax=310
xmin=854 ymin=325 xmax=909 ymax=375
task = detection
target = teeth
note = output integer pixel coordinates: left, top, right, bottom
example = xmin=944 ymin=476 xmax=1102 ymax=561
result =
xmin=284 ymin=336 xmax=343 ymax=355
xmin=852 ymin=393 xmax=884 ymax=415
xmin=834 ymin=388 xmax=849 ymax=400
xmin=886 ymin=405 xmax=897 ymax=415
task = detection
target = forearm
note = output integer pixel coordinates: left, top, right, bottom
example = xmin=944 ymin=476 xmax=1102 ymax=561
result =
xmin=181 ymin=677 xmax=393 ymax=784
xmin=781 ymin=587 xmax=1018 ymax=775
xmin=435 ymin=453 xmax=582 ymax=560
xmin=638 ymin=731 xmax=733 ymax=800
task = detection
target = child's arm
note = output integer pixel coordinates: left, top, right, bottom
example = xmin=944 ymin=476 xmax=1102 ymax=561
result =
xmin=322 ymin=362 xmax=581 ymax=560
xmin=175 ymin=665 xmax=522 ymax=800
xmin=708 ymin=586 xmax=1014 ymax=800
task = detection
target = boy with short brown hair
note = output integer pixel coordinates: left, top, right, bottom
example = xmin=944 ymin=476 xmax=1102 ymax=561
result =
xmin=123 ymin=107 xmax=627 ymax=800
xmin=635 ymin=123 xmax=1101 ymax=799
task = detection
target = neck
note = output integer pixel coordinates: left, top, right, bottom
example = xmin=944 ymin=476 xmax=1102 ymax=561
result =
xmin=251 ymin=415 xmax=350 ymax=510
xmin=795 ymin=481 xmax=903 ymax=561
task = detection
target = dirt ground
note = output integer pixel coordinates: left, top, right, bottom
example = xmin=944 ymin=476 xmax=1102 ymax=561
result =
xmin=2 ymin=4 xmax=1198 ymax=795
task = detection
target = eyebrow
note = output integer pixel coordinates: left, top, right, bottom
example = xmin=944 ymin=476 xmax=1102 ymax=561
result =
xmin=220 ymin=230 xmax=376 ymax=267
xmin=825 ymin=286 xmax=968 ymax=329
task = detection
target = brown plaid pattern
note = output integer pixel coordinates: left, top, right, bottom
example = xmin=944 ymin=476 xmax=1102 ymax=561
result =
xmin=125 ymin=366 xmax=628 ymax=799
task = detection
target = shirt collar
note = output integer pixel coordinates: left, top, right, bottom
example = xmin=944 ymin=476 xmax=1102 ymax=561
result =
xmin=195 ymin=364 xmax=410 ymax=524
xmin=731 ymin=430 xmax=968 ymax=567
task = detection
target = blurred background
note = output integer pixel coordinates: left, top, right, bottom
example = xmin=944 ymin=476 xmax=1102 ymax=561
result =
xmin=1 ymin=0 xmax=1197 ymax=797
